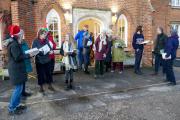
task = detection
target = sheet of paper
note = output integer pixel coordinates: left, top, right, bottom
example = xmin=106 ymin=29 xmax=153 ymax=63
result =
xmin=25 ymin=48 xmax=39 ymax=56
xmin=140 ymin=40 xmax=150 ymax=44
xmin=87 ymin=41 xmax=92 ymax=46
xmin=39 ymin=44 xmax=50 ymax=55
xmin=162 ymin=53 xmax=171 ymax=59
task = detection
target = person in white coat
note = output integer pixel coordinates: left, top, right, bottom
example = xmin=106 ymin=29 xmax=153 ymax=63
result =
xmin=62 ymin=34 xmax=77 ymax=90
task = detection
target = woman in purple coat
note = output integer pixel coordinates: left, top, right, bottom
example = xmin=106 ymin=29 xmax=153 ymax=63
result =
xmin=94 ymin=30 xmax=109 ymax=78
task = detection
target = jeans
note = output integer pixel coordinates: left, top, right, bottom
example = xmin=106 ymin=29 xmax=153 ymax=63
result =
xmin=22 ymin=82 xmax=26 ymax=95
xmin=8 ymin=84 xmax=23 ymax=112
xmin=83 ymin=52 xmax=90 ymax=72
xmin=78 ymin=48 xmax=84 ymax=69
xmin=65 ymin=69 xmax=73 ymax=82
xmin=164 ymin=59 xmax=176 ymax=84
xmin=154 ymin=54 xmax=165 ymax=74
xmin=134 ymin=49 xmax=143 ymax=72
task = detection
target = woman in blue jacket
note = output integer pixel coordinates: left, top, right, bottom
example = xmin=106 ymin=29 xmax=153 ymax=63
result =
xmin=164 ymin=28 xmax=179 ymax=85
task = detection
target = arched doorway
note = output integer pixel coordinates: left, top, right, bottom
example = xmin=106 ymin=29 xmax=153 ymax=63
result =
xmin=117 ymin=14 xmax=128 ymax=47
xmin=46 ymin=9 xmax=61 ymax=48
xmin=77 ymin=17 xmax=104 ymax=40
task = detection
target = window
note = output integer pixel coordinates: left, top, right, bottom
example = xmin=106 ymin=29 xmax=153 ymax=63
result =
xmin=171 ymin=0 xmax=180 ymax=7
xmin=171 ymin=23 xmax=180 ymax=45
xmin=46 ymin=9 xmax=61 ymax=48
xmin=117 ymin=14 xmax=128 ymax=47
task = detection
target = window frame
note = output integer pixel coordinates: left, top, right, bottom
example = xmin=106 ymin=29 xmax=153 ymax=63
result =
xmin=171 ymin=0 xmax=180 ymax=8
xmin=46 ymin=9 xmax=61 ymax=48
xmin=117 ymin=14 xmax=128 ymax=47
xmin=171 ymin=23 xmax=180 ymax=46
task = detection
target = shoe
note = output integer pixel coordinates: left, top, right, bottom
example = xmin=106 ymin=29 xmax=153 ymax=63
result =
xmin=65 ymin=80 xmax=68 ymax=84
xmin=16 ymin=105 xmax=27 ymax=111
xmin=119 ymin=71 xmax=123 ymax=74
xmin=39 ymin=87 xmax=44 ymax=93
xmin=48 ymin=85 xmax=55 ymax=92
xmin=151 ymin=73 xmax=158 ymax=76
xmin=111 ymin=70 xmax=115 ymax=73
xmin=84 ymin=71 xmax=90 ymax=74
xmin=65 ymin=85 xmax=70 ymax=91
xmin=94 ymin=75 xmax=98 ymax=79
xmin=9 ymin=109 xmax=23 ymax=116
xmin=69 ymin=84 xmax=73 ymax=90
xmin=22 ymin=92 xmax=32 ymax=97
xmin=167 ymin=82 xmax=176 ymax=86
xmin=134 ymin=71 xmax=142 ymax=75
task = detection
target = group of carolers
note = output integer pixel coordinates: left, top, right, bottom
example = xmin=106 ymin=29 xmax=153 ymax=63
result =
xmin=3 ymin=24 xmax=179 ymax=115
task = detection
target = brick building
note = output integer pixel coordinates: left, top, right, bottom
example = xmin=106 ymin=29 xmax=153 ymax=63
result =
xmin=0 ymin=0 xmax=180 ymax=66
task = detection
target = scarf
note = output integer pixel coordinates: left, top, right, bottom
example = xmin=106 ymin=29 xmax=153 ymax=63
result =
xmin=98 ymin=34 xmax=107 ymax=52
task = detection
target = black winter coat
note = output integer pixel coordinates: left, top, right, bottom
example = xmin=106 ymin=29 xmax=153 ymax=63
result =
xmin=7 ymin=38 xmax=29 ymax=85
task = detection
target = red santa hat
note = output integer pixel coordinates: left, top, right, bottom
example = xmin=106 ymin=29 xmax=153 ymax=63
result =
xmin=8 ymin=25 xmax=21 ymax=37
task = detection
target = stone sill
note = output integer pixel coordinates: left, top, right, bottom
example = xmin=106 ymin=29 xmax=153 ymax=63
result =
xmin=171 ymin=6 xmax=180 ymax=9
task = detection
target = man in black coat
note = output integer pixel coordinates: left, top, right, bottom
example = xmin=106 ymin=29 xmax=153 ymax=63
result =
xmin=7 ymin=25 xmax=32 ymax=115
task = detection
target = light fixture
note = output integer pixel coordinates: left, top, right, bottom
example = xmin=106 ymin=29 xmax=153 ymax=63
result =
xmin=64 ymin=10 xmax=72 ymax=24
xmin=112 ymin=13 xmax=117 ymax=25
xmin=62 ymin=3 xmax=72 ymax=10
xmin=111 ymin=6 xmax=118 ymax=13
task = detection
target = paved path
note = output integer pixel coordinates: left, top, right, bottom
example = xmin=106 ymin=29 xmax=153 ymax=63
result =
xmin=0 ymin=67 xmax=180 ymax=120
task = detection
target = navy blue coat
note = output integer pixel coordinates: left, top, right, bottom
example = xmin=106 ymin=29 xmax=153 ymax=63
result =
xmin=165 ymin=35 xmax=179 ymax=60
xmin=132 ymin=33 xmax=144 ymax=50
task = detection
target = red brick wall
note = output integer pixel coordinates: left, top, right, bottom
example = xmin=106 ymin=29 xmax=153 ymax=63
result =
xmin=9 ymin=0 xmax=154 ymax=65
xmin=151 ymin=0 xmax=180 ymax=57
xmin=11 ymin=0 xmax=36 ymax=46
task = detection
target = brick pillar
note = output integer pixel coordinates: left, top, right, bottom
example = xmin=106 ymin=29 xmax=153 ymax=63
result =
xmin=11 ymin=1 xmax=19 ymax=25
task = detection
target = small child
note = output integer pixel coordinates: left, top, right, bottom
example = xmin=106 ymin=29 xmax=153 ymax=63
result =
xmin=62 ymin=34 xmax=77 ymax=90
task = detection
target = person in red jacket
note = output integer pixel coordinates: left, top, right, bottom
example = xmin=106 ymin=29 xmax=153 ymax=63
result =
xmin=46 ymin=31 xmax=57 ymax=79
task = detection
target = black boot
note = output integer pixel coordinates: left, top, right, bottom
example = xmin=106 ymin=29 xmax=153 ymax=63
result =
xmin=39 ymin=85 xmax=44 ymax=93
xmin=48 ymin=84 xmax=55 ymax=91
xmin=69 ymin=80 xmax=74 ymax=89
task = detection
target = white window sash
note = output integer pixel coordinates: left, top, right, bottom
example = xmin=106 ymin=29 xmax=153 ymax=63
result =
xmin=172 ymin=0 xmax=180 ymax=6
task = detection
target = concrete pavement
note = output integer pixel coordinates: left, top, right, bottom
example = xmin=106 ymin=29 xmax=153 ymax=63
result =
xmin=0 ymin=67 xmax=180 ymax=120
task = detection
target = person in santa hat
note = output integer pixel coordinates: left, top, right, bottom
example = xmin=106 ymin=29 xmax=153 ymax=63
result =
xmin=7 ymin=25 xmax=33 ymax=115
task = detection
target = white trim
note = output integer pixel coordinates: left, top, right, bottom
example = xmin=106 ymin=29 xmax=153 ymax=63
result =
xmin=171 ymin=23 xmax=180 ymax=46
xmin=171 ymin=0 xmax=180 ymax=7
xmin=118 ymin=14 xmax=128 ymax=47
xmin=46 ymin=9 xmax=61 ymax=48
